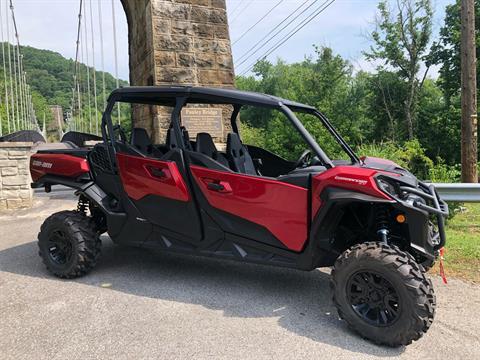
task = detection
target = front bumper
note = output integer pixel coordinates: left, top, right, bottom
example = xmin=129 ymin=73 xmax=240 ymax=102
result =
xmin=398 ymin=182 xmax=449 ymax=251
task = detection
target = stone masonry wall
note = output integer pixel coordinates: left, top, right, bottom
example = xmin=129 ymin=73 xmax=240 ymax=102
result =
xmin=0 ymin=143 xmax=33 ymax=210
xmin=121 ymin=0 xmax=235 ymax=143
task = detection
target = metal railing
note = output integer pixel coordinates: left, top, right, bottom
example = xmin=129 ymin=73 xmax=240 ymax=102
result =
xmin=432 ymin=183 xmax=480 ymax=202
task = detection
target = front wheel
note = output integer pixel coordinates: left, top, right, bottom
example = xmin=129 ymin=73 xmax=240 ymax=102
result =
xmin=38 ymin=210 xmax=101 ymax=278
xmin=331 ymin=242 xmax=436 ymax=347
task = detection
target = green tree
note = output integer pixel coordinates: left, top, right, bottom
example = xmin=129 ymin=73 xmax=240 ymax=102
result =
xmin=430 ymin=0 xmax=480 ymax=105
xmin=365 ymin=0 xmax=433 ymax=139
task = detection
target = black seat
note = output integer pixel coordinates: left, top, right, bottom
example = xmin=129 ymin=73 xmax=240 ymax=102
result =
xmin=131 ymin=128 xmax=163 ymax=158
xmin=226 ymin=133 xmax=257 ymax=175
xmin=195 ymin=132 xmax=229 ymax=167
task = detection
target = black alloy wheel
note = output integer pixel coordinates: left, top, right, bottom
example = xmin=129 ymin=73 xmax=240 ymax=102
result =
xmin=346 ymin=270 xmax=400 ymax=327
xmin=47 ymin=230 xmax=73 ymax=265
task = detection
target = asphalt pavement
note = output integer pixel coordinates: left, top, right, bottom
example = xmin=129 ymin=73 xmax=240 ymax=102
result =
xmin=0 ymin=192 xmax=479 ymax=359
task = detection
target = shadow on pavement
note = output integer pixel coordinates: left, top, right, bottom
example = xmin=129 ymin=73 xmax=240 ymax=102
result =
xmin=0 ymin=238 xmax=404 ymax=357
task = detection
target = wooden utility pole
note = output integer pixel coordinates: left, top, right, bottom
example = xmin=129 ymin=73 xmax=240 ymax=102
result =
xmin=461 ymin=0 xmax=478 ymax=182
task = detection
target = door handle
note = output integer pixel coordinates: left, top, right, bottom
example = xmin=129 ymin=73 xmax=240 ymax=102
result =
xmin=204 ymin=179 xmax=232 ymax=193
xmin=148 ymin=167 xmax=167 ymax=178
xmin=207 ymin=182 xmax=225 ymax=191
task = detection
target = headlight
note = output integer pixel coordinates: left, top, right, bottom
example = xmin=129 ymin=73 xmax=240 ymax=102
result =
xmin=376 ymin=178 xmax=399 ymax=197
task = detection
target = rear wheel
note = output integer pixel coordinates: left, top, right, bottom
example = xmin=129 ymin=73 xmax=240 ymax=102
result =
xmin=331 ymin=242 xmax=435 ymax=347
xmin=38 ymin=211 xmax=101 ymax=278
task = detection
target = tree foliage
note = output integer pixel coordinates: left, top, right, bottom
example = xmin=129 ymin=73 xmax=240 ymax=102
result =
xmin=365 ymin=0 xmax=433 ymax=138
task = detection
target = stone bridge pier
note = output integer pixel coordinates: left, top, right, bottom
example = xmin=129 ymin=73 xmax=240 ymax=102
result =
xmin=120 ymin=0 xmax=235 ymax=143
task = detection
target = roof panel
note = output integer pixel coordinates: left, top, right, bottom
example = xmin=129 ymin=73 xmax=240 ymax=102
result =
xmin=109 ymin=86 xmax=316 ymax=111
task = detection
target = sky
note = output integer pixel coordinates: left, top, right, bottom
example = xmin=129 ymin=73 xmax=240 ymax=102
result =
xmin=4 ymin=0 xmax=456 ymax=82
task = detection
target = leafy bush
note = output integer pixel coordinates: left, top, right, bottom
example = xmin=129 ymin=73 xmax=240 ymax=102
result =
xmin=357 ymin=139 xmax=433 ymax=179
xmin=429 ymin=159 xmax=462 ymax=218
xmin=429 ymin=158 xmax=461 ymax=183
xmin=240 ymin=122 xmax=266 ymax=148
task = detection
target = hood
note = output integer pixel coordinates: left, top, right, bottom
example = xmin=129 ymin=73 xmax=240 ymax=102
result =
xmin=360 ymin=156 xmax=418 ymax=187
xmin=360 ymin=156 xmax=405 ymax=172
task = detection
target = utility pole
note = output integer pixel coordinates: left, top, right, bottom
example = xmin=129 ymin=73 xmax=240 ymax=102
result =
xmin=461 ymin=0 xmax=478 ymax=182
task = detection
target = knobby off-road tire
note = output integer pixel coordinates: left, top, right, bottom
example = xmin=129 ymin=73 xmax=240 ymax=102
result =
xmin=331 ymin=242 xmax=436 ymax=347
xmin=38 ymin=210 xmax=101 ymax=278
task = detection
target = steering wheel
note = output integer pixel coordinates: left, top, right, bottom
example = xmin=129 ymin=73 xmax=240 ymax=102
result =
xmin=294 ymin=149 xmax=313 ymax=168
xmin=113 ymin=124 xmax=127 ymax=143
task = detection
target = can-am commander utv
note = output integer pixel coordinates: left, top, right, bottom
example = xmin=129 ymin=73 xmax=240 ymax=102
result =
xmin=30 ymin=86 xmax=448 ymax=347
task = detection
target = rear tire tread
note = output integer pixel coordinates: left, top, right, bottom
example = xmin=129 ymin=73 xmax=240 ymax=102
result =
xmin=38 ymin=210 xmax=101 ymax=279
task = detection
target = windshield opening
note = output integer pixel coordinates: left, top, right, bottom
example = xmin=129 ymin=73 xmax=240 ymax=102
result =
xmin=292 ymin=109 xmax=358 ymax=165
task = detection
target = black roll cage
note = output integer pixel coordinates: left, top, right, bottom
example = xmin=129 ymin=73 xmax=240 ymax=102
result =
xmin=100 ymin=86 xmax=360 ymax=171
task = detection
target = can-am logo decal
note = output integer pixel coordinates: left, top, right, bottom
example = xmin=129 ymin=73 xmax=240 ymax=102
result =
xmin=334 ymin=176 xmax=368 ymax=186
xmin=32 ymin=160 xmax=53 ymax=169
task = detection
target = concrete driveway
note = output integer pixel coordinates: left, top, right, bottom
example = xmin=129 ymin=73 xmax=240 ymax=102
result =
xmin=1 ymin=193 xmax=479 ymax=359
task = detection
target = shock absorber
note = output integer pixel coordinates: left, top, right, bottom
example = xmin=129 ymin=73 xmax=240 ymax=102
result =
xmin=376 ymin=205 xmax=390 ymax=243
xmin=77 ymin=196 xmax=89 ymax=216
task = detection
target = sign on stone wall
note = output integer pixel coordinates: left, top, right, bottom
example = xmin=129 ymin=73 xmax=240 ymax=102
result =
xmin=181 ymin=108 xmax=224 ymax=139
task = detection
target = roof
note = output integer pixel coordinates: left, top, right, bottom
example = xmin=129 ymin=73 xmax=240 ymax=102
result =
xmin=108 ymin=86 xmax=316 ymax=111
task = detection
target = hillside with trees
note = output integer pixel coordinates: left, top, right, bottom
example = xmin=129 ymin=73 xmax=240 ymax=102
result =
xmin=0 ymin=44 xmax=127 ymax=133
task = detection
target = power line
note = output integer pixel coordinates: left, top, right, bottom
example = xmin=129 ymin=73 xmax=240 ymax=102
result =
xmin=232 ymin=0 xmax=285 ymax=46
xmin=234 ymin=0 xmax=312 ymax=68
xmin=239 ymin=0 xmax=337 ymax=76
xmin=228 ymin=0 xmax=246 ymax=18
xmin=230 ymin=0 xmax=254 ymax=25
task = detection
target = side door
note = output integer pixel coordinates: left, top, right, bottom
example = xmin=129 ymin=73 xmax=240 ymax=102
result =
xmin=116 ymin=149 xmax=203 ymax=244
xmin=188 ymin=165 xmax=309 ymax=252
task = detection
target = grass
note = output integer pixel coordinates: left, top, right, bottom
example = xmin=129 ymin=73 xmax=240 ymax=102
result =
xmin=431 ymin=203 xmax=480 ymax=282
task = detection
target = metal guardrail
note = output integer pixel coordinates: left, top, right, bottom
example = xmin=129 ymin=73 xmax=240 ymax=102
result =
xmin=432 ymin=183 xmax=480 ymax=202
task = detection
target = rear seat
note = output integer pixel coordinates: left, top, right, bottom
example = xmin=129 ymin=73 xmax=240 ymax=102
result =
xmin=195 ymin=132 xmax=230 ymax=168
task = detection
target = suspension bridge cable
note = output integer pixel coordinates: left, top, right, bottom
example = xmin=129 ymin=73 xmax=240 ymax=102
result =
xmin=24 ymin=72 xmax=29 ymax=125
xmin=4 ymin=0 xmax=14 ymax=132
xmin=234 ymin=0 xmax=311 ymax=67
xmin=239 ymin=0 xmax=337 ymax=76
xmin=9 ymin=0 xmax=36 ymax=131
xmin=89 ymin=0 xmax=99 ymax=135
xmin=10 ymin=12 xmax=19 ymax=131
xmin=10 ymin=0 xmax=25 ymax=129
xmin=18 ymin=53 xmax=24 ymax=130
xmin=82 ymin=0 xmax=92 ymax=133
xmin=72 ymin=0 xmax=83 ymax=131
xmin=0 ymin=2 xmax=11 ymax=134
xmin=232 ymin=0 xmax=285 ymax=46
xmin=111 ymin=0 xmax=120 ymax=125
xmin=97 ymin=0 xmax=106 ymax=112
xmin=79 ymin=27 xmax=84 ymax=133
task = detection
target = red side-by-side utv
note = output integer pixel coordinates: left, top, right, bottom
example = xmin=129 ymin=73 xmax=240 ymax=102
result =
xmin=30 ymin=87 xmax=448 ymax=346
